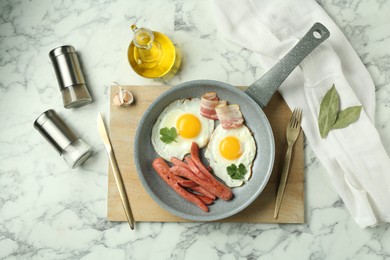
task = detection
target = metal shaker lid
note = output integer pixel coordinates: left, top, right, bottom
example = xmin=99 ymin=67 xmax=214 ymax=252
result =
xmin=49 ymin=45 xmax=86 ymax=91
xmin=34 ymin=109 xmax=78 ymax=154
xmin=49 ymin=45 xmax=76 ymax=59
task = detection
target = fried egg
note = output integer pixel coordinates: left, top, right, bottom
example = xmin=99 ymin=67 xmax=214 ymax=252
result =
xmin=205 ymin=124 xmax=256 ymax=187
xmin=151 ymin=98 xmax=214 ymax=161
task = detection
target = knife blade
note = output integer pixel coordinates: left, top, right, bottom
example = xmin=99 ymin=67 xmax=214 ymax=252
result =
xmin=97 ymin=113 xmax=135 ymax=230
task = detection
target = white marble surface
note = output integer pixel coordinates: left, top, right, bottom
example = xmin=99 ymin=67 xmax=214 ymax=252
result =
xmin=0 ymin=0 xmax=389 ymax=259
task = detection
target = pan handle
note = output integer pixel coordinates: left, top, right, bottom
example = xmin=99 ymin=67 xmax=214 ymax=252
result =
xmin=245 ymin=22 xmax=330 ymax=108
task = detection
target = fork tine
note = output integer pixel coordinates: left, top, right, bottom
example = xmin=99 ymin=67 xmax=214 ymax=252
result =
xmin=290 ymin=108 xmax=298 ymax=128
xmin=298 ymin=109 xmax=302 ymax=125
xmin=293 ymin=109 xmax=298 ymax=128
xmin=292 ymin=116 xmax=297 ymax=129
xmin=294 ymin=114 xmax=299 ymax=128
xmin=289 ymin=109 xmax=297 ymax=127
xmin=289 ymin=108 xmax=302 ymax=129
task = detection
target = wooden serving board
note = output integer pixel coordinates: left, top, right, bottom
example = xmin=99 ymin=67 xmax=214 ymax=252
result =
xmin=107 ymin=85 xmax=304 ymax=223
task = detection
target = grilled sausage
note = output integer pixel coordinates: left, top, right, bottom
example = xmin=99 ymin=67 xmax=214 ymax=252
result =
xmin=152 ymin=158 xmax=209 ymax=212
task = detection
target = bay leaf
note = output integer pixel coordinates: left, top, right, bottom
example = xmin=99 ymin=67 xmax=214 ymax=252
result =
xmin=318 ymin=85 xmax=339 ymax=138
xmin=332 ymin=106 xmax=362 ymax=129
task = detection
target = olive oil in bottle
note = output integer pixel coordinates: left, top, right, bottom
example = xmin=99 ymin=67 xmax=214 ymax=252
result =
xmin=127 ymin=25 xmax=181 ymax=79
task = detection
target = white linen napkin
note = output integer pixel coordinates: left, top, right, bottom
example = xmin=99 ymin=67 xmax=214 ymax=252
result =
xmin=213 ymin=0 xmax=390 ymax=228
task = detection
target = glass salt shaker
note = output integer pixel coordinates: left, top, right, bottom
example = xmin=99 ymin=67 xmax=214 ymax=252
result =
xmin=34 ymin=109 xmax=92 ymax=168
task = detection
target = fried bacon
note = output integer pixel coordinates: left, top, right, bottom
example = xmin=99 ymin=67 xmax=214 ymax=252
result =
xmin=200 ymin=92 xmax=227 ymax=120
xmin=215 ymin=104 xmax=244 ymax=129
xmin=201 ymin=92 xmax=244 ymax=129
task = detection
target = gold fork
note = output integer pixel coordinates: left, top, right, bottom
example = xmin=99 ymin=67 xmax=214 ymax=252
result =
xmin=274 ymin=108 xmax=302 ymax=219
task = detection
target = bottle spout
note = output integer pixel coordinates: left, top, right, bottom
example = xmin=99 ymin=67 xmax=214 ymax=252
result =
xmin=132 ymin=26 xmax=154 ymax=50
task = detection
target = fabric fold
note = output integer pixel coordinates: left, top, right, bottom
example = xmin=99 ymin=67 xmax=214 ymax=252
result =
xmin=213 ymin=0 xmax=390 ymax=228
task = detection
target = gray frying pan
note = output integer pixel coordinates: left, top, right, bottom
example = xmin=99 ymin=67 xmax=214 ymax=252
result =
xmin=134 ymin=23 xmax=329 ymax=221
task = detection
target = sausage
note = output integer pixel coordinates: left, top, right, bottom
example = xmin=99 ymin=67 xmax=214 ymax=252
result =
xmin=190 ymin=185 xmax=216 ymax=200
xmin=185 ymin=157 xmax=209 ymax=181
xmin=171 ymin=157 xmax=192 ymax=171
xmin=152 ymin=158 xmax=209 ymax=212
xmin=190 ymin=143 xmax=233 ymax=201
xmin=194 ymin=194 xmax=214 ymax=205
xmin=178 ymin=179 xmax=198 ymax=188
xmin=171 ymin=165 xmax=232 ymax=201
xmin=190 ymin=143 xmax=215 ymax=179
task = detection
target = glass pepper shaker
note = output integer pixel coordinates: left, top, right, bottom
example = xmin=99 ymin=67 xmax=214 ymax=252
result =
xmin=49 ymin=45 xmax=93 ymax=108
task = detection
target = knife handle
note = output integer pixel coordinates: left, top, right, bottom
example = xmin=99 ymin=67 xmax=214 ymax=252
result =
xmin=108 ymin=150 xmax=135 ymax=229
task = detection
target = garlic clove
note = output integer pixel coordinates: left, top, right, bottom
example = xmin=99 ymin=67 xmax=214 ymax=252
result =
xmin=113 ymin=94 xmax=122 ymax=106
xmin=122 ymin=91 xmax=134 ymax=104
xmin=113 ymin=89 xmax=134 ymax=107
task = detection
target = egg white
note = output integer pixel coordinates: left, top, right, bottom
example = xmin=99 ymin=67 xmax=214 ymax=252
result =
xmin=151 ymin=98 xmax=214 ymax=161
xmin=204 ymin=124 xmax=256 ymax=187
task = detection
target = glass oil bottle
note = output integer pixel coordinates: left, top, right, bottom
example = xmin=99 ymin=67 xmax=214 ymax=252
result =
xmin=127 ymin=25 xmax=181 ymax=79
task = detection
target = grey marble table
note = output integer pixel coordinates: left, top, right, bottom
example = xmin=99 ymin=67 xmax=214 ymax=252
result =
xmin=0 ymin=0 xmax=389 ymax=259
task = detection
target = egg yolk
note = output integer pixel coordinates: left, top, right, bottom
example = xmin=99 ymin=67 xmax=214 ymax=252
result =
xmin=176 ymin=114 xmax=201 ymax=139
xmin=219 ymin=136 xmax=242 ymax=160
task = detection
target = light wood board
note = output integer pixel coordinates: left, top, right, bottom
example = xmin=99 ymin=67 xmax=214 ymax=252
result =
xmin=107 ymin=85 xmax=304 ymax=223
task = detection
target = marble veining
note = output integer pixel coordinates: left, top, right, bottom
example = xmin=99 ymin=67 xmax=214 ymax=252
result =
xmin=0 ymin=0 xmax=389 ymax=259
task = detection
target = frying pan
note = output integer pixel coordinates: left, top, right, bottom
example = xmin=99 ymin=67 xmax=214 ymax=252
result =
xmin=134 ymin=23 xmax=329 ymax=221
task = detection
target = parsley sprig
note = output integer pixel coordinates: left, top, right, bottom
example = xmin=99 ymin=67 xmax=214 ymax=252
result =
xmin=159 ymin=127 xmax=178 ymax=144
xmin=226 ymin=163 xmax=247 ymax=180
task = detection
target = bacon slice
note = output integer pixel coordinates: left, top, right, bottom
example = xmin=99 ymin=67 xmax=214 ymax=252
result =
xmin=200 ymin=92 xmax=227 ymax=120
xmin=215 ymin=104 xmax=244 ymax=129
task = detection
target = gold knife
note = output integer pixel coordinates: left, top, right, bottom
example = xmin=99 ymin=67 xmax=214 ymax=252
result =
xmin=97 ymin=113 xmax=135 ymax=229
